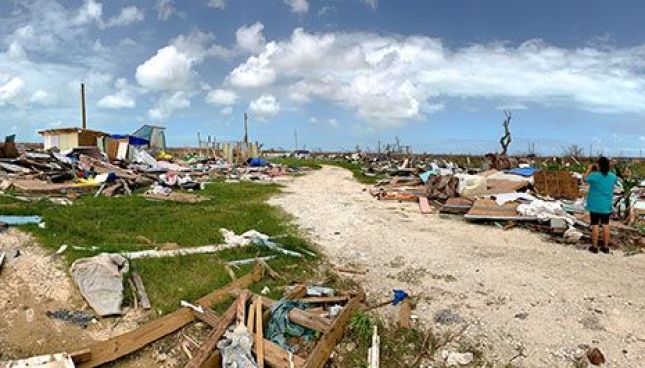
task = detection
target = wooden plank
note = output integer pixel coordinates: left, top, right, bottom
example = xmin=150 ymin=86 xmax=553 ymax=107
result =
xmin=256 ymin=297 xmax=265 ymax=368
xmin=75 ymin=265 xmax=262 ymax=368
xmin=237 ymin=290 xmax=249 ymax=325
xmin=299 ymin=296 xmax=349 ymax=304
xmin=131 ymin=270 xmax=151 ymax=310
xmin=69 ymin=349 xmax=91 ymax=364
xmin=0 ymin=252 xmax=5 ymax=275
xmin=398 ymin=300 xmax=411 ymax=329
xmin=302 ymin=297 xmax=361 ymax=368
xmin=247 ymin=300 xmax=256 ymax=333
xmin=192 ymin=306 xmax=222 ymax=328
xmin=185 ymin=299 xmax=238 ymax=368
xmin=256 ymin=339 xmax=305 ymax=368
xmin=418 ymin=196 xmax=432 ymax=214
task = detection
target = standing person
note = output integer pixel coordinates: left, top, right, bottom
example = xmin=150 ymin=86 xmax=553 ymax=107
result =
xmin=584 ymin=156 xmax=617 ymax=253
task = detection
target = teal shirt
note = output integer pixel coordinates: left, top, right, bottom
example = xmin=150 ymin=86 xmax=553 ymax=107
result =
xmin=585 ymin=172 xmax=617 ymax=214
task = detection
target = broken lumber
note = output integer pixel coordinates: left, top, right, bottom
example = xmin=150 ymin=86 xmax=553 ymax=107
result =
xmin=299 ymin=296 xmax=350 ymax=304
xmin=247 ymin=300 xmax=256 ymax=332
xmin=398 ymin=299 xmax=411 ymax=328
xmin=185 ymin=298 xmax=238 ymax=368
xmin=256 ymin=297 xmax=265 ymax=368
xmin=131 ymin=269 xmax=151 ymax=310
xmin=73 ymin=265 xmax=262 ymax=368
xmin=302 ymin=297 xmax=361 ymax=368
xmin=418 ymin=196 xmax=432 ymax=214
xmin=237 ymin=290 xmax=249 ymax=325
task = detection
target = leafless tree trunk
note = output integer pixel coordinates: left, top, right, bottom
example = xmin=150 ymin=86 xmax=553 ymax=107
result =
xmin=499 ymin=109 xmax=512 ymax=155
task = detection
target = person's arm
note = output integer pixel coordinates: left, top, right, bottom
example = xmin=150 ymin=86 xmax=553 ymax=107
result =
xmin=584 ymin=164 xmax=595 ymax=182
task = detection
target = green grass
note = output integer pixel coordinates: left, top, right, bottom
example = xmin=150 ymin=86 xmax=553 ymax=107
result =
xmin=269 ymin=157 xmax=323 ymax=169
xmin=325 ymin=160 xmax=383 ymax=184
xmin=3 ymin=181 xmax=318 ymax=314
xmin=269 ymin=156 xmax=383 ymax=184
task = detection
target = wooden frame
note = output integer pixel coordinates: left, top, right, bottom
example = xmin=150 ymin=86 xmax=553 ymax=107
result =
xmin=70 ymin=264 xmax=360 ymax=368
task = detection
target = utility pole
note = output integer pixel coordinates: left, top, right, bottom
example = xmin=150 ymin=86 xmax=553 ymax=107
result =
xmin=293 ymin=128 xmax=298 ymax=151
xmin=243 ymin=112 xmax=249 ymax=144
xmin=81 ymin=83 xmax=87 ymax=130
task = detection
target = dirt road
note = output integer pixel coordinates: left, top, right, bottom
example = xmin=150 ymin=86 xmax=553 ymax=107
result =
xmin=269 ymin=166 xmax=645 ymax=367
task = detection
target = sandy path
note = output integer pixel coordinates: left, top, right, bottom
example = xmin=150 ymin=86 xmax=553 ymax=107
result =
xmin=269 ymin=166 xmax=645 ymax=367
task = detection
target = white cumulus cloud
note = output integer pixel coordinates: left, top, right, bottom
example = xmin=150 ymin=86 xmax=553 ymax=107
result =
xmin=0 ymin=77 xmax=26 ymax=105
xmin=98 ymin=79 xmax=137 ymax=109
xmin=136 ymin=46 xmax=192 ymax=91
xmin=7 ymin=42 xmax=27 ymax=61
xmin=206 ymin=89 xmax=239 ymax=105
xmin=155 ymin=0 xmax=176 ymax=20
xmin=74 ymin=0 xmax=103 ymax=26
xmin=284 ymin=0 xmax=309 ymax=14
xmin=249 ymin=94 xmax=280 ymax=119
xmin=149 ymin=91 xmax=191 ymax=119
xmin=227 ymin=28 xmax=645 ymax=128
xmin=236 ymin=22 xmax=266 ymax=53
xmin=105 ymin=6 xmax=145 ymax=27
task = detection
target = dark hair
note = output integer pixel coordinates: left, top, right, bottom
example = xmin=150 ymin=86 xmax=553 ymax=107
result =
xmin=597 ymin=156 xmax=610 ymax=176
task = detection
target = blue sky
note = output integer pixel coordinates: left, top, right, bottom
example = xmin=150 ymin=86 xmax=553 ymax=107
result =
xmin=1 ymin=0 xmax=644 ymax=155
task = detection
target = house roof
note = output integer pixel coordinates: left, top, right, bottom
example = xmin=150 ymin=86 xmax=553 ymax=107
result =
xmin=38 ymin=127 xmax=108 ymax=136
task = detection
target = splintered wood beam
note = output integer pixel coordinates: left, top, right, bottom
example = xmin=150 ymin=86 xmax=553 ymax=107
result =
xmin=73 ymin=265 xmax=263 ymax=368
xmin=298 ymin=296 xmax=349 ymax=304
xmin=256 ymin=297 xmax=265 ymax=368
xmin=131 ymin=270 xmax=151 ymax=310
xmin=302 ymin=297 xmax=361 ymax=368
xmin=192 ymin=306 xmax=224 ymax=328
xmin=185 ymin=299 xmax=238 ymax=368
xmin=247 ymin=300 xmax=256 ymax=333
xmin=237 ymin=290 xmax=249 ymax=325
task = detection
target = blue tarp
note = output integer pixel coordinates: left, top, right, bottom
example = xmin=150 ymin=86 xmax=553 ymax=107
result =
xmin=505 ymin=167 xmax=538 ymax=177
xmin=108 ymin=135 xmax=150 ymax=146
xmin=247 ymin=157 xmax=268 ymax=167
xmin=419 ymin=170 xmax=438 ymax=183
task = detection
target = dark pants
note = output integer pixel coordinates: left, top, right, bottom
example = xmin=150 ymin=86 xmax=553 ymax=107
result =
xmin=590 ymin=212 xmax=610 ymax=225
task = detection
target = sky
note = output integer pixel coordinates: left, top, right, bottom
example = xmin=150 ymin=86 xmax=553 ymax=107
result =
xmin=1 ymin=0 xmax=645 ymax=156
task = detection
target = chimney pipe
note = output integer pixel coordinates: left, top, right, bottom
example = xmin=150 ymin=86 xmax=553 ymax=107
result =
xmin=81 ymin=83 xmax=87 ymax=130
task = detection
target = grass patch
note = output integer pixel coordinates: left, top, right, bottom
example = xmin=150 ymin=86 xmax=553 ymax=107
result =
xmin=269 ymin=157 xmax=323 ymax=170
xmin=325 ymin=160 xmax=383 ymax=184
xmin=4 ymin=181 xmax=318 ymax=314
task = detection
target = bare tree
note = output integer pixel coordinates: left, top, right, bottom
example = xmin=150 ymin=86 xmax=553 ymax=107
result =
xmin=526 ymin=141 xmax=537 ymax=157
xmin=499 ymin=110 xmax=512 ymax=155
xmin=563 ymin=144 xmax=584 ymax=159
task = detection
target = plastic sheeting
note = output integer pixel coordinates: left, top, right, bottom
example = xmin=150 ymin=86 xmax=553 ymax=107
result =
xmin=266 ymin=299 xmax=314 ymax=351
xmin=455 ymin=174 xmax=487 ymax=197
xmin=70 ymin=253 xmax=129 ymax=316
xmin=217 ymin=324 xmax=258 ymax=368
xmin=517 ymin=199 xmax=576 ymax=225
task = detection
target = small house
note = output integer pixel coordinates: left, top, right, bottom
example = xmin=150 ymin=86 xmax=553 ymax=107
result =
xmin=38 ymin=128 xmax=108 ymax=151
